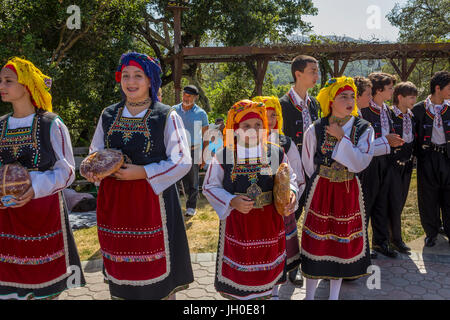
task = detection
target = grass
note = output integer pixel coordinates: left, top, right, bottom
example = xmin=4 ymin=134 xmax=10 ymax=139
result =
xmin=74 ymin=170 xmax=424 ymax=261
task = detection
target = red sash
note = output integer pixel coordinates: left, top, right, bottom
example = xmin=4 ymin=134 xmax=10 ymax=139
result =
xmin=0 ymin=193 xmax=69 ymax=288
xmin=301 ymin=176 xmax=365 ymax=262
xmin=97 ymin=178 xmax=169 ymax=285
xmin=218 ymin=204 xmax=286 ymax=290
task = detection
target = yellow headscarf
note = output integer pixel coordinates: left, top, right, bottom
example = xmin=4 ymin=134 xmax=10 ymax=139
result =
xmin=252 ymin=96 xmax=284 ymax=135
xmin=223 ymin=99 xmax=268 ymax=146
xmin=316 ymin=76 xmax=358 ymax=117
xmin=2 ymin=57 xmax=52 ymax=112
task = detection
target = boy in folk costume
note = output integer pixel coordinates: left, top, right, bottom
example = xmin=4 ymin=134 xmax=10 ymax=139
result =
xmin=0 ymin=57 xmax=85 ymax=299
xmin=301 ymin=76 xmax=374 ymax=300
xmin=412 ymin=71 xmax=450 ymax=247
xmin=385 ymin=82 xmax=418 ymax=253
xmin=84 ymin=52 xmax=194 ymax=300
xmin=279 ymin=55 xmax=320 ymax=285
xmin=360 ymin=72 xmax=405 ymax=258
xmin=202 ymin=100 xmax=299 ymax=300
xmin=252 ymin=96 xmax=305 ymax=299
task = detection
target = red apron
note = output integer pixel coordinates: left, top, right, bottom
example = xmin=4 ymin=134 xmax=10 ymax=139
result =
xmin=97 ymin=177 xmax=169 ymax=285
xmin=301 ymin=176 xmax=365 ymax=262
xmin=0 ymin=193 xmax=69 ymax=288
xmin=217 ymin=204 xmax=286 ymax=290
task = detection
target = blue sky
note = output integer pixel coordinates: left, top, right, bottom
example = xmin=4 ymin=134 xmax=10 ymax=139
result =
xmin=302 ymin=0 xmax=409 ymax=41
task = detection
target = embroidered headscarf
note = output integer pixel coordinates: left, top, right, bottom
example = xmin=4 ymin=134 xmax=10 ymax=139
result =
xmin=316 ymin=76 xmax=359 ymax=117
xmin=2 ymin=57 xmax=53 ymax=112
xmin=252 ymin=96 xmax=284 ymax=135
xmin=115 ymin=52 xmax=162 ymax=102
xmin=223 ymin=99 xmax=268 ymax=146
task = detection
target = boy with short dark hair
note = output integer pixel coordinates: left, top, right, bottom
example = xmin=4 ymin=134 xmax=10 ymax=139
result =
xmin=354 ymin=76 xmax=373 ymax=114
xmin=412 ymin=71 xmax=450 ymax=247
xmin=386 ymin=81 xmax=418 ymax=253
xmin=360 ymin=72 xmax=405 ymax=258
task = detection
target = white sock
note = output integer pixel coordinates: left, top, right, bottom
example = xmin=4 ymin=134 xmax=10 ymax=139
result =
xmin=329 ymin=279 xmax=342 ymax=300
xmin=305 ymin=278 xmax=319 ymax=300
xmin=271 ymin=285 xmax=279 ymax=299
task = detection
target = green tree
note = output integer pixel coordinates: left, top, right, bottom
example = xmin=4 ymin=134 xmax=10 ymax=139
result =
xmin=0 ymin=0 xmax=147 ymax=146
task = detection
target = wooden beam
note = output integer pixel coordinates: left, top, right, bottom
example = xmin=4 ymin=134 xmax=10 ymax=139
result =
xmin=338 ymin=56 xmax=351 ymax=77
xmin=405 ymin=57 xmax=421 ymax=80
xmin=389 ymin=58 xmax=403 ymax=80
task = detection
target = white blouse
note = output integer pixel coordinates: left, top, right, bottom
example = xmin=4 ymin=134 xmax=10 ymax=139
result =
xmin=425 ymin=97 xmax=449 ymax=145
xmin=89 ymin=106 xmax=192 ymax=195
xmin=202 ymin=143 xmax=299 ymax=220
xmin=7 ymin=113 xmax=75 ymax=199
xmin=302 ymin=116 xmax=375 ymax=178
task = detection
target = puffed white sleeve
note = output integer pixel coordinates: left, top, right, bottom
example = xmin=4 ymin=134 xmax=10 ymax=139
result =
xmin=281 ymin=152 xmax=300 ymax=213
xmin=202 ymin=156 xmax=236 ymax=220
xmin=301 ymin=123 xmax=317 ymax=178
xmin=29 ymin=118 xmax=76 ymax=199
xmin=144 ymin=110 xmax=192 ymax=195
xmin=286 ymin=142 xmax=306 ymax=199
xmin=332 ymin=126 xmax=375 ymax=173
xmin=89 ymin=116 xmax=105 ymax=154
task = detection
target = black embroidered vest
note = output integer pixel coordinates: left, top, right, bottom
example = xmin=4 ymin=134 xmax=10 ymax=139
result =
xmin=313 ymin=116 xmax=370 ymax=168
xmin=215 ymin=143 xmax=285 ymax=195
xmin=360 ymin=104 xmax=394 ymax=139
xmin=412 ymin=101 xmax=450 ymax=158
xmin=0 ymin=111 xmax=57 ymax=171
xmin=279 ymin=94 xmax=320 ymax=154
xmin=389 ymin=109 xmax=416 ymax=163
xmin=102 ymin=101 xmax=172 ymax=165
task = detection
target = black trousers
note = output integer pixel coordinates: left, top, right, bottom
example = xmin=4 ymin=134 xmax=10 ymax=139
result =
xmin=417 ymin=151 xmax=450 ymax=239
xmin=386 ymin=160 xmax=414 ymax=244
xmin=181 ymin=149 xmax=200 ymax=210
xmin=360 ymin=155 xmax=392 ymax=246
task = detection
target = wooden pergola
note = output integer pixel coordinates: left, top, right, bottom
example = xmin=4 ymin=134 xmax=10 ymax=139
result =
xmin=167 ymin=3 xmax=450 ymax=103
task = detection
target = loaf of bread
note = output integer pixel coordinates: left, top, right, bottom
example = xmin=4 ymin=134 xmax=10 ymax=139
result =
xmin=0 ymin=163 xmax=31 ymax=207
xmin=80 ymin=149 xmax=124 ymax=179
xmin=274 ymin=162 xmax=291 ymax=217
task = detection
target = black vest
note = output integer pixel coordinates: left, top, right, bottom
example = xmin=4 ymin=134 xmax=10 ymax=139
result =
xmin=389 ymin=108 xmax=416 ymax=163
xmin=0 ymin=111 xmax=57 ymax=171
xmin=102 ymin=101 xmax=172 ymax=165
xmin=360 ymin=104 xmax=394 ymax=139
xmin=412 ymin=101 xmax=450 ymax=158
xmin=279 ymin=93 xmax=320 ymax=154
xmin=313 ymin=116 xmax=371 ymax=168
xmin=215 ymin=143 xmax=285 ymax=195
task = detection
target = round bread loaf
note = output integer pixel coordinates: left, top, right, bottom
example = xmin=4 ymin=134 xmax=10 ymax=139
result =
xmin=80 ymin=149 xmax=124 ymax=179
xmin=274 ymin=162 xmax=291 ymax=217
xmin=0 ymin=163 xmax=31 ymax=206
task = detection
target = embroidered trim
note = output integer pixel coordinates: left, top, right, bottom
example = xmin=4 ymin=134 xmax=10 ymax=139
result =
xmin=0 ymin=230 xmax=62 ymax=241
xmin=300 ymin=176 xmax=368 ymax=264
xmin=302 ymin=226 xmax=363 ymax=243
xmin=104 ymin=193 xmax=171 ymax=286
xmin=101 ymin=250 xmax=166 ymax=263
xmin=0 ymin=250 xmax=64 ymax=265
xmin=308 ymin=208 xmax=360 ymax=221
xmin=98 ymin=226 xmax=162 ymax=236
xmin=225 ymin=231 xmax=285 ymax=248
xmin=223 ymin=253 xmax=286 ymax=272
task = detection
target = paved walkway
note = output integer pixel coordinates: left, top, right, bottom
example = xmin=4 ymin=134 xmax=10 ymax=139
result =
xmin=60 ymin=234 xmax=450 ymax=300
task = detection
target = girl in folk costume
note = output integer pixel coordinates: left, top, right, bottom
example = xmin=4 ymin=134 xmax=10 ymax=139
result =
xmin=0 ymin=57 xmax=85 ymax=300
xmin=202 ymin=100 xmax=299 ymax=300
xmin=301 ymin=77 xmax=375 ymax=300
xmin=84 ymin=52 xmax=193 ymax=300
xmin=252 ymin=96 xmax=305 ymax=297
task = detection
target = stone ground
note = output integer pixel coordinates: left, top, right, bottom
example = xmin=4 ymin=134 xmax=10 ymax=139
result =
xmin=60 ymin=234 xmax=450 ymax=300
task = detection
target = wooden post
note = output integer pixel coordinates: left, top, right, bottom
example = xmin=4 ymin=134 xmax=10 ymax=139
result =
xmin=254 ymin=57 xmax=270 ymax=96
